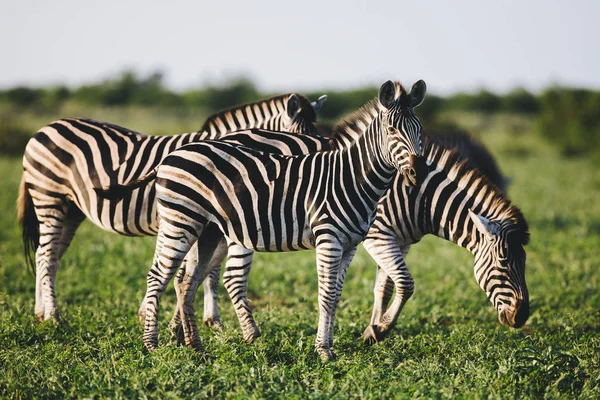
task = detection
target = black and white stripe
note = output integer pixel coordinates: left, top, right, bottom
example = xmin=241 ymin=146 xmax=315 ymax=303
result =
xmin=362 ymin=139 xmax=529 ymax=343
xmin=18 ymin=92 xmax=326 ymax=322
xmin=110 ymin=80 xmax=427 ymax=359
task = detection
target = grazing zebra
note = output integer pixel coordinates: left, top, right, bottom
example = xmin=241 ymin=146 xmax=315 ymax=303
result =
xmin=99 ymin=80 xmax=427 ymax=359
xmin=194 ymin=128 xmax=511 ymax=333
xmin=361 ymin=138 xmax=529 ymax=344
xmin=18 ymin=92 xmax=327 ymax=323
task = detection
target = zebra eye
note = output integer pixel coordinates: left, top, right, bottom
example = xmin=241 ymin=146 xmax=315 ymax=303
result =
xmin=387 ymin=126 xmax=399 ymax=136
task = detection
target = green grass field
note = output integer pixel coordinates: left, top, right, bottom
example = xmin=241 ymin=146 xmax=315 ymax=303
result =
xmin=0 ymin=113 xmax=599 ymax=398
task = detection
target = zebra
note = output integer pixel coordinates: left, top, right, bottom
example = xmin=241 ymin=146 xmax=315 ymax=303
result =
xmin=361 ymin=137 xmax=529 ymax=344
xmin=194 ymin=128 xmax=511 ymax=334
xmin=98 ymin=79 xmax=427 ymax=360
xmin=17 ymin=92 xmax=327 ymax=323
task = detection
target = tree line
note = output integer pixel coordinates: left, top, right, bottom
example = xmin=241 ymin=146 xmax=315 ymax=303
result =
xmin=1 ymin=70 xmax=598 ymax=161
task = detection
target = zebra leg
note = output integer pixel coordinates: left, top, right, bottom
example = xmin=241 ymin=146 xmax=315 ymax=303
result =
xmin=327 ymin=247 xmax=357 ymax=349
xmin=168 ymin=238 xmax=226 ymax=344
xmin=143 ymin=220 xmax=200 ymax=352
xmin=362 ymin=238 xmax=414 ymax=344
xmin=314 ymin=238 xmax=344 ymax=361
xmin=57 ymin=207 xmax=85 ymax=260
xmin=168 ymin=266 xmax=186 ymax=345
xmin=172 ymin=231 xmax=226 ymax=348
xmin=362 ymin=266 xmax=395 ymax=344
xmin=35 ymin=205 xmax=68 ymax=323
xmin=222 ymin=241 xmax=260 ymax=343
xmin=203 ymin=263 xmax=223 ymax=329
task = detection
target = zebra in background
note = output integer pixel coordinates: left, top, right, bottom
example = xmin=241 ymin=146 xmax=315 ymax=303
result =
xmin=18 ymin=92 xmax=327 ymax=323
xmin=424 ymin=130 xmax=510 ymax=193
xmin=361 ymin=138 xmax=529 ymax=344
xmin=98 ymin=80 xmax=427 ymax=359
xmin=195 ymin=130 xmax=510 ymax=336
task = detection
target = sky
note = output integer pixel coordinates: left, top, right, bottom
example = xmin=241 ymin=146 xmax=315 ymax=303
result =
xmin=1 ymin=0 xmax=599 ymax=95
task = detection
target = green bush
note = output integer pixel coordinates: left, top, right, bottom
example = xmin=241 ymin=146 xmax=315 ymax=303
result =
xmin=538 ymin=87 xmax=600 ymax=161
xmin=0 ymin=115 xmax=32 ymax=155
xmin=502 ymin=87 xmax=539 ymax=114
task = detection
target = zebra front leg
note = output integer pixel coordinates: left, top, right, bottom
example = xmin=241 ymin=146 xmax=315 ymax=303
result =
xmin=314 ymin=238 xmax=344 ymax=361
xmin=326 ymin=247 xmax=357 ymax=349
xmin=222 ymin=242 xmax=260 ymax=342
xmin=362 ymin=238 xmax=414 ymax=344
xmin=143 ymin=222 xmax=199 ymax=352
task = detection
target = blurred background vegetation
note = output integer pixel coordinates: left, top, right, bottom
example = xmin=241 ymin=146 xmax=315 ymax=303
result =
xmin=1 ymin=69 xmax=599 ymax=164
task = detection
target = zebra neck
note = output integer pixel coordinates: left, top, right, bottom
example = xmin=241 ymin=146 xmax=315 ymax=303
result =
xmin=411 ymin=170 xmax=489 ymax=255
xmin=194 ymin=94 xmax=293 ymax=139
xmin=339 ymin=120 xmax=397 ymax=201
xmin=330 ymin=100 xmax=382 ymax=150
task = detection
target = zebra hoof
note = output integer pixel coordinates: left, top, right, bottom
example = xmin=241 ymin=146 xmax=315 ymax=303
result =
xmin=362 ymin=325 xmax=386 ymax=345
xmin=204 ymin=317 xmax=223 ymax=331
xmin=186 ymin=340 xmax=205 ymax=353
xmin=144 ymin=342 xmax=158 ymax=352
xmin=169 ymin=322 xmax=185 ymax=346
xmin=35 ymin=311 xmax=45 ymax=322
xmin=317 ymin=348 xmax=337 ymax=362
xmin=242 ymin=329 xmax=261 ymax=343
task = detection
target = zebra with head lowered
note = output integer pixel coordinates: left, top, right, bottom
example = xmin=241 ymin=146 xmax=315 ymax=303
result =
xmin=18 ymin=92 xmax=327 ymax=323
xmin=100 ymin=80 xmax=427 ymax=360
xmin=362 ymin=137 xmax=529 ymax=343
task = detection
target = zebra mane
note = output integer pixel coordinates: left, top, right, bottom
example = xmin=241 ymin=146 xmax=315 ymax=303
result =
xmin=424 ymin=140 xmax=530 ymax=245
xmin=330 ymin=82 xmax=409 ymax=143
xmin=198 ymin=93 xmax=316 ymax=133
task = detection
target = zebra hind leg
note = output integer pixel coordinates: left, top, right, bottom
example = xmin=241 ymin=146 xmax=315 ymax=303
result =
xmin=35 ymin=204 xmax=70 ymax=323
xmin=203 ymin=263 xmax=223 ymax=330
xmin=362 ymin=266 xmax=394 ymax=345
xmin=175 ymin=226 xmax=225 ymax=349
xmin=222 ymin=242 xmax=260 ymax=343
xmin=143 ymin=220 xmax=200 ymax=352
xmin=169 ymin=238 xmax=226 ymax=343
xmin=363 ymin=238 xmax=414 ymax=344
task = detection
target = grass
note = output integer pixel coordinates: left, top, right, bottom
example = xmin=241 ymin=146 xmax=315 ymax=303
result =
xmin=1 ymin=113 xmax=599 ymax=398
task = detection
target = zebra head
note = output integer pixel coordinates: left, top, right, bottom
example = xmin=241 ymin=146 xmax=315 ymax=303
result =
xmin=283 ymin=93 xmax=328 ymax=136
xmin=378 ymin=80 xmax=426 ymax=187
xmin=468 ymin=209 xmax=530 ymax=328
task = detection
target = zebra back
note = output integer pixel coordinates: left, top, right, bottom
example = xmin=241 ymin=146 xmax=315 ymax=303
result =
xmin=423 ymin=130 xmax=509 ymax=192
xmin=198 ymin=93 xmax=326 ymax=139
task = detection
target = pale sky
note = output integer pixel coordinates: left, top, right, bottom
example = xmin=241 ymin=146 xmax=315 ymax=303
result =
xmin=1 ymin=0 xmax=599 ymax=95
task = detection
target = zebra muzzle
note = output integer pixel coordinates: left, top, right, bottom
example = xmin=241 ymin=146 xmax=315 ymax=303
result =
xmin=402 ymin=154 xmax=423 ymax=187
xmin=403 ymin=167 xmax=418 ymax=187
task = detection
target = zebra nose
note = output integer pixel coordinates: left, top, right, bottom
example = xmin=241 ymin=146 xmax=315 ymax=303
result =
xmin=499 ymin=299 xmax=529 ymax=328
xmin=402 ymin=154 xmax=423 ymax=187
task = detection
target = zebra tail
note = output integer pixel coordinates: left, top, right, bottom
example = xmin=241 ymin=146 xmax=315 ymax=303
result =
xmin=17 ymin=175 xmax=39 ymax=276
xmin=94 ymin=169 xmax=158 ymax=200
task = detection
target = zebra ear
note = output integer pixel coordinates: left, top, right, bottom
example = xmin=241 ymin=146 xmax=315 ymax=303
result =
xmin=287 ymin=94 xmax=301 ymax=118
xmin=410 ymin=80 xmax=427 ymax=108
xmin=311 ymin=95 xmax=328 ymax=116
xmin=378 ymin=80 xmax=397 ymax=109
xmin=468 ymin=209 xmax=497 ymax=239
